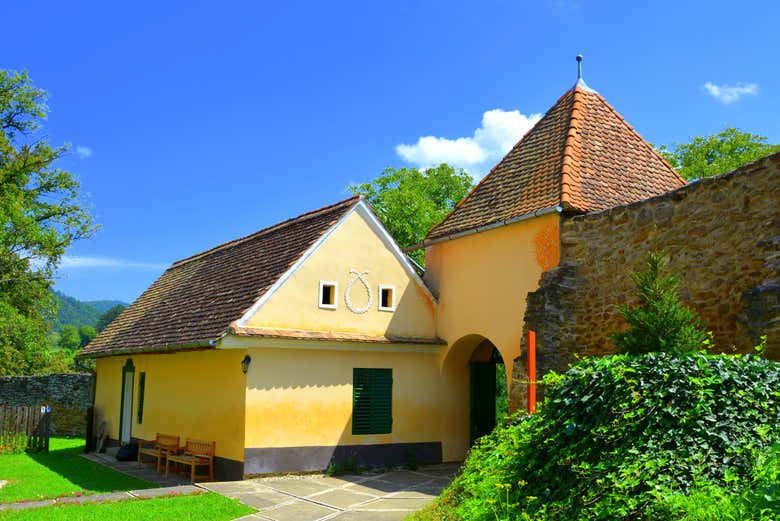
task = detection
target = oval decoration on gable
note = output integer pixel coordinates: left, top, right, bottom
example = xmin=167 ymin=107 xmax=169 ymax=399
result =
xmin=345 ymin=268 xmax=372 ymax=314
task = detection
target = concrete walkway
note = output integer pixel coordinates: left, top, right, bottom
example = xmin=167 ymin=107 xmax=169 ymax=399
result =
xmin=2 ymin=453 xmax=457 ymax=519
xmin=203 ymin=464 xmax=459 ymax=521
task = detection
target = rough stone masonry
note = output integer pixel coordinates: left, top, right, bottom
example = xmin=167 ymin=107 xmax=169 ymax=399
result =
xmin=0 ymin=373 xmax=94 ymax=436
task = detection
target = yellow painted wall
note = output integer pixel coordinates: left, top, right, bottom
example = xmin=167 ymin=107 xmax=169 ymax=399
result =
xmin=93 ymin=349 xmax=247 ymax=462
xmin=245 ymin=210 xmax=437 ymax=339
xmin=425 ymin=213 xmax=559 ymax=453
xmin=242 ymin=344 xmax=461 ymax=457
xmin=426 ymin=212 xmax=560 ymax=370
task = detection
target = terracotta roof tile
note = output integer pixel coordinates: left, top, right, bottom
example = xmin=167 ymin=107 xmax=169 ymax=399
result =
xmin=79 ymin=196 xmax=360 ymax=358
xmin=425 ymin=86 xmax=685 ymax=242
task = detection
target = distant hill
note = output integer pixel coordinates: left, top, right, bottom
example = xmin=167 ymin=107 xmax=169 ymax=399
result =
xmin=51 ymin=290 xmax=127 ymax=331
xmin=85 ymin=299 xmax=126 ymax=314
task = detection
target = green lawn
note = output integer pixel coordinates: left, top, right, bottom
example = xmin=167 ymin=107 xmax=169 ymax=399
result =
xmin=0 ymin=492 xmax=254 ymax=520
xmin=0 ymin=438 xmax=153 ymax=504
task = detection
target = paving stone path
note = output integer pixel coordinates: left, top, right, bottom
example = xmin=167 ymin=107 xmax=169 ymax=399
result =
xmin=203 ymin=464 xmax=459 ymax=521
xmin=6 ymin=451 xmax=455 ymax=519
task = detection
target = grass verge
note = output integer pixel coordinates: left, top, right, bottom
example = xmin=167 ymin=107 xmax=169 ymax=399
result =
xmin=0 ymin=492 xmax=254 ymax=520
xmin=0 ymin=438 xmax=153 ymax=504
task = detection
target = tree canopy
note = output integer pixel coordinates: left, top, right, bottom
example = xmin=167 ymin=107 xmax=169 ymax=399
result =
xmin=348 ymin=164 xmax=473 ymax=265
xmin=58 ymin=324 xmax=82 ymax=351
xmin=659 ymin=128 xmax=780 ymax=181
xmin=0 ymin=70 xmax=95 ymax=375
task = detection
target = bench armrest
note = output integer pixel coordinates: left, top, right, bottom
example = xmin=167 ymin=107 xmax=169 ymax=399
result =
xmin=137 ymin=438 xmax=155 ymax=449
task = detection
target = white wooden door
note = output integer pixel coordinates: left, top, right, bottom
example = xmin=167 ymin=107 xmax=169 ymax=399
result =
xmin=121 ymin=371 xmax=133 ymax=443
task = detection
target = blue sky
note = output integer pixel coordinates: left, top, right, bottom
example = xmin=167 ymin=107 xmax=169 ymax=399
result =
xmin=5 ymin=1 xmax=779 ymax=302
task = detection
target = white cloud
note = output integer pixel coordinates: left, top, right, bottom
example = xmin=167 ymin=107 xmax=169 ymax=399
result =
xmin=75 ymin=146 xmax=93 ymax=159
xmin=703 ymin=82 xmax=758 ymax=104
xmin=59 ymin=255 xmax=167 ymax=270
xmin=396 ymin=108 xmax=542 ymax=177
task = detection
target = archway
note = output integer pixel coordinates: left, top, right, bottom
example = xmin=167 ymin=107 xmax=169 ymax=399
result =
xmin=440 ymin=334 xmax=508 ymax=460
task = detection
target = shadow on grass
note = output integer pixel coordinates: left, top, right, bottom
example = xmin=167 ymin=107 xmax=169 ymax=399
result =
xmin=27 ymin=442 xmax=154 ymax=494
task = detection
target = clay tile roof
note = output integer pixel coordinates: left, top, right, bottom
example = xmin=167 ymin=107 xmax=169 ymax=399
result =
xmin=425 ymin=85 xmax=686 ymax=242
xmin=79 ymin=196 xmax=361 ymax=358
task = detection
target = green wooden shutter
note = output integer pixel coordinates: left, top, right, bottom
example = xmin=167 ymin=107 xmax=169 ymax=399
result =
xmin=137 ymin=372 xmax=146 ymax=424
xmin=370 ymin=369 xmax=392 ymax=433
xmin=352 ymin=368 xmax=392 ymax=434
xmin=352 ymin=369 xmax=372 ymax=434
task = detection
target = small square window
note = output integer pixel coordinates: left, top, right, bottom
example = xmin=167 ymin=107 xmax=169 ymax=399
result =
xmin=378 ymin=285 xmax=395 ymax=312
xmin=319 ymin=281 xmax=338 ymax=309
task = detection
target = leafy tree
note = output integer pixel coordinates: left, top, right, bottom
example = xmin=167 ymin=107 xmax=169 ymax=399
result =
xmin=58 ymin=324 xmax=81 ymax=351
xmin=0 ymin=69 xmax=95 ymax=375
xmin=348 ymin=164 xmax=473 ymax=264
xmin=659 ymin=128 xmax=780 ymax=180
xmin=96 ymin=304 xmax=125 ymax=332
xmin=0 ymin=302 xmax=51 ymax=375
xmin=78 ymin=325 xmax=96 ymax=347
xmin=612 ymin=252 xmax=708 ymax=355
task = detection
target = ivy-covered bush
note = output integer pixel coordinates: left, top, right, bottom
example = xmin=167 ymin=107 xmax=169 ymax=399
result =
xmin=427 ymin=353 xmax=779 ymax=520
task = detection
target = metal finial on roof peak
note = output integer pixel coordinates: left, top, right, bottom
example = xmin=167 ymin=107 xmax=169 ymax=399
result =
xmin=574 ymin=54 xmax=596 ymax=93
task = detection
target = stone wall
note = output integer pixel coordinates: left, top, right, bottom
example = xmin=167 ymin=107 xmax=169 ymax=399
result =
xmin=509 ymin=265 xmax=577 ymax=410
xmin=511 ymin=152 xmax=780 ymax=411
xmin=0 ymin=373 xmax=94 ymax=436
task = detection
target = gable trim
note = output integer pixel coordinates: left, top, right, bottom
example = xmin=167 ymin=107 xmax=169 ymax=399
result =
xmin=352 ymin=201 xmax=437 ymax=304
xmin=219 ymin=334 xmax=442 ymax=353
xmin=233 ymin=204 xmax=356 ymax=328
xmin=233 ymin=199 xmax=436 ymax=329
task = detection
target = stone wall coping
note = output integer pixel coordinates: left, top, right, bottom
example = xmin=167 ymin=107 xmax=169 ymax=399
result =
xmin=0 ymin=373 xmax=93 ymax=381
xmin=568 ymin=150 xmax=780 ymax=224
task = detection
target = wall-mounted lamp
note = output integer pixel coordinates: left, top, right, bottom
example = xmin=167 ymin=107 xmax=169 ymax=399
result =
xmin=241 ymin=355 xmax=252 ymax=374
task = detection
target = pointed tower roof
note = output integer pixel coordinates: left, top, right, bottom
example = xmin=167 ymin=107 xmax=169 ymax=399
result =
xmin=425 ymin=80 xmax=685 ymax=243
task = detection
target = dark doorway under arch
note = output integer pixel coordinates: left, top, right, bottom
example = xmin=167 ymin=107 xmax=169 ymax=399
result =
xmin=469 ymin=341 xmax=506 ymax=444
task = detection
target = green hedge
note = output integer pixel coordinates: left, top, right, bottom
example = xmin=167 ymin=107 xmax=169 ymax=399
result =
xmin=434 ymin=353 xmax=779 ymax=520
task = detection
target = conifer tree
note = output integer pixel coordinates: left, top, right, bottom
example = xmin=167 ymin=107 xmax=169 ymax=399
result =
xmin=612 ymin=252 xmax=708 ymax=355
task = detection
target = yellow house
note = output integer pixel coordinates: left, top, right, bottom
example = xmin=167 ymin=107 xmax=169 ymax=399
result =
xmin=80 ymin=74 xmax=685 ymax=479
xmin=81 ymin=197 xmax=451 ymax=479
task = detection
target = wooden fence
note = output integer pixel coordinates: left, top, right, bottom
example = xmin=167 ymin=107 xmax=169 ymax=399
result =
xmin=0 ymin=404 xmax=51 ymax=453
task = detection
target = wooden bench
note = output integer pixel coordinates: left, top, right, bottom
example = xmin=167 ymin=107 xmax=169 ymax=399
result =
xmin=166 ymin=439 xmax=215 ymax=482
xmin=138 ymin=433 xmax=180 ymax=472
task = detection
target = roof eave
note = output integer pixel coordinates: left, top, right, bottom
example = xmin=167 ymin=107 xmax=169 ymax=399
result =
xmin=226 ymin=325 xmax=446 ymax=345
xmin=77 ymin=339 xmax=217 ymax=359
xmin=422 ymin=205 xmax=563 ymax=248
